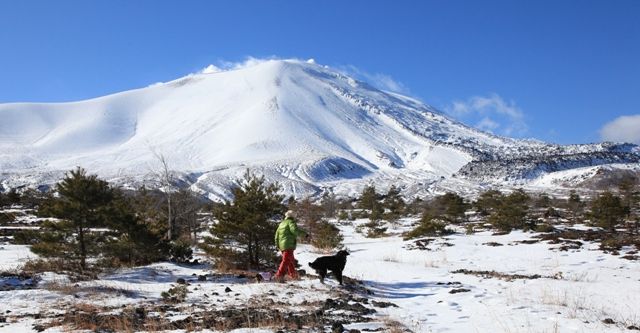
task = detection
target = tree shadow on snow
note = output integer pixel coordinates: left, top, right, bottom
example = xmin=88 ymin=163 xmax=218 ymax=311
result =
xmin=101 ymin=264 xmax=250 ymax=285
xmin=363 ymin=280 xmax=448 ymax=299
xmin=101 ymin=267 xmax=188 ymax=284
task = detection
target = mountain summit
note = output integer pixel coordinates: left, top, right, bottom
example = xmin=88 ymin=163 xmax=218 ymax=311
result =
xmin=1 ymin=59 xmax=638 ymax=198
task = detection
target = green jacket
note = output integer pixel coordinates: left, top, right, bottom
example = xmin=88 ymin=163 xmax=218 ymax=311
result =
xmin=275 ymin=217 xmax=307 ymax=251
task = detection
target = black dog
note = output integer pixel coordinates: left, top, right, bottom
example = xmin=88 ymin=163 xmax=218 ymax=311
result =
xmin=308 ymin=250 xmax=349 ymax=285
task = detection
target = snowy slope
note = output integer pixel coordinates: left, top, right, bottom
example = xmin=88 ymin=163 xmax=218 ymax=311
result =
xmin=0 ymin=59 xmax=638 ymax=198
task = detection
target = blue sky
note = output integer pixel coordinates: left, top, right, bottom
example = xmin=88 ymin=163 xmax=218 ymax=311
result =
xmin=1 ymin=0 xmax=639 ymax=144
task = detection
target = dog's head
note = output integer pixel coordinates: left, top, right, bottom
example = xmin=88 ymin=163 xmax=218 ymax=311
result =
xmin=336 ymin=250 xmax=350 ymax=258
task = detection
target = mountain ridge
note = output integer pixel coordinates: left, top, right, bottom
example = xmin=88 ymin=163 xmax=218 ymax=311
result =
xmin=1 ymin=59 xmax=638 ymax=199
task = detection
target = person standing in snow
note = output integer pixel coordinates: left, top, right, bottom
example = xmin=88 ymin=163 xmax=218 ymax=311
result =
xmin=274 ymin=210 xmax=308 ymax=282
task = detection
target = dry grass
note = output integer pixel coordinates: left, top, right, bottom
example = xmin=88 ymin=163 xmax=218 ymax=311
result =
xmin=213 ymin=256 xmax=235 ymax=272
xmin=45 ymin=281 xmax=137 ymax=298
xmin=423 ymin=259 xmax=440 ymax=268
xmin=21 ymin=258 xmax=98 ymax=280
xmin=44 ymin=281 xmax=78 ymax=294
xmin=47 ymin=300 xmax=331 ymax=332
xmin=382 ymin=253 xmax=401 ymax=263
xmin=383 ymin=318 xmax=411 ymax=333
xmin=452 ymin=269 xmax=559 ymax=281
xmin=53 ymin=303 xmax=164 ymax=332
xmin=423 ymin=253 xmax=448 ymax=268
xmin=561 ymin=271 xmax=598 ymax=283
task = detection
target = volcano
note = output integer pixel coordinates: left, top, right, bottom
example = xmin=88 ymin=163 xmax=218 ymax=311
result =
xmin=1 ymin=59 xmax=637 ymax=198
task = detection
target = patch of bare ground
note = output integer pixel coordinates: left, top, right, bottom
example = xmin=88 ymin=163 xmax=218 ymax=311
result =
xmin=511 ymin=239 xmax=540 ymax=245
xmin=37 ymin=276 xmax=384 ymax=332
xmin=535 ymin=229 xmax=640 ymax=255
xmin=404 ymin=238 xmax=453 ymax=251
xmin=404 ymin=238 xmax=436 ymax=251
xmin=44 ymin=281 xmax=138 ymax=298
xmin=44 ymin=298 xmax=372 ymax=332
xmin=451 ymin=269 xmax=562 ymax=281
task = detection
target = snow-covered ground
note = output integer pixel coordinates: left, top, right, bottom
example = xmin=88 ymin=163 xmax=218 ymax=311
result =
xmin=529 ymin=163 xmax=640 ymax=189
xmin=321 ymin=221 xmax=640 ymax=332
xmin=0 ymin=245 xmax=39 ymax=271
xmin=1 ymin=217 xmax=638 ymax=332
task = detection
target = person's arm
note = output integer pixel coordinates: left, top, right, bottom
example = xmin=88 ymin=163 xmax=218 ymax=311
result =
xmin=288 ymin=219 xmax=307 ymax=238
xmin=274 ymin=227 xmax=280 ymax=250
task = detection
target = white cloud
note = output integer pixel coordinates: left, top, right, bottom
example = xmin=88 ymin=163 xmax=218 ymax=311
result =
xmin=600 ymin=114 xmax=640 ymax=144
xmin=226 ymin=56 xmax=271 ymax=70
xmin=338 ymin=65 xmax=409 ymax=94
xmin=475 ymin=117 xmax=500 ymax=133
xmin=448 ymin=101 xmax=470 ymax=117
xmin=195 ymin=57 xmax=409 ymax=94
xmin=445 ymin=94 xmax=528 ymax=137
xmin=147 ymin=82 xmax=165 ymax=88
xmin=197 ymin=56 xmax=281 ymax=75
xmin=371 ymin=73 xmax=408 ymax=93
xmin=200 ymin=64 xmax=222 ymax=74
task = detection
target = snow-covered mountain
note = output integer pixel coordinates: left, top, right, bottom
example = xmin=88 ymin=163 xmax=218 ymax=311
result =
xmin=1 ymin=59 xmax=638 ymax=199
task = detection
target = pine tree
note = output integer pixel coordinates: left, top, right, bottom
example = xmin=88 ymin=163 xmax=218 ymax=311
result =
xmin=320 ymin=191 xmax=338 ymax=218
xmin=567 ymin=190 xmax=584 ymax=222
xmin=172 ymin=189 xmax=203 ymax=242
xmin=129 ymin=186 xmax=168 ymax=237
xmin=405 ymin=196 xmax=424 ymax=215
xmin=204 ymin=170 xmax=285 ymax=269
xmin=474 ymin=189 xmax=504 ymax=216
xmin=292 ymin=197 xmax=323 ymax=226
xmin=309 ymin=219 xmax=343 ymax=249
xmin=433 ymin=192 xmax=468 ymax=224
xmin=535 ymin=194 xmax=552 ymax=208
xmin=34 ymin=168 xmax=114 ymax=270
xmin=590 ymin=191 xmax=628 ymax=233
xmin=101 ymin=192 xmax=169 ymax=266
xmin=7 ymin=188 xmax=20 ymax=205
xmin=617 ymin=178 xmax=639 ymax=234
xmin=369 ymin=201 xmax=384 ymax=222
xmin=404 ymin=211 xmax=451 ymax=239
xmin=383 ymin=185 xmax=405 ymax=220
xmin=0 ymin=191 xmax=7 ymax=208
xmin=358 ymin=185 xmax=378 ymax=212
xmin=488 ymin=189 xmax=530 ymax=232
xmin=290 ymin=196 xmax=342 ymax=249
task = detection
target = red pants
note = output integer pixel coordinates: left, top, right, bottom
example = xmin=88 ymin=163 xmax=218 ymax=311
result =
xmin=275 ymin=249 xmax=298 ymax=279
